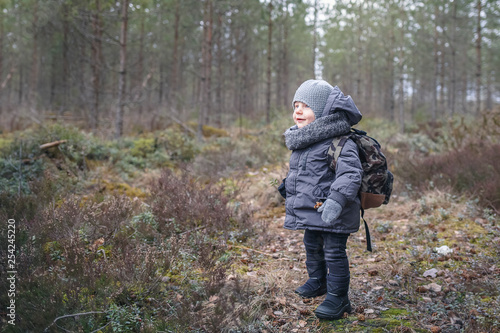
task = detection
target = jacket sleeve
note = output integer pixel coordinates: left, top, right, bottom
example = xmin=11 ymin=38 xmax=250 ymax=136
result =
xmin=327 ymin=139 xmax=363 ymax=207
xmin=277 ymin=178 xmax=286 ymax=199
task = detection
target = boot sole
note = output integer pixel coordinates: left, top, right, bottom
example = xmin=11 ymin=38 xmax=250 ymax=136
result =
xmin=314 ymin=302 xmax=352 ymax=320
xmin=294 ymin=286 xmax=327 ymax=298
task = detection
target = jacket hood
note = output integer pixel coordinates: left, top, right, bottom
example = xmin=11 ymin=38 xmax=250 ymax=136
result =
xmin=321 ymin=86 xmax=362 ymax=126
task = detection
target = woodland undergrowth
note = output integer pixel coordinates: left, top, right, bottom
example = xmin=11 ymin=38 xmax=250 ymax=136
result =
xmin=0 ymin=111 xmax=498 ymax=332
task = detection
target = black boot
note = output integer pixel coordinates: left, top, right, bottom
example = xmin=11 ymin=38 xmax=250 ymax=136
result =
xmin=314 ymin=275 xmax=351 ymax=319
xmin=314 ymin=293 xmax=351 ymax=319
xmin=294 ymin=262 xmax=327 ymax=298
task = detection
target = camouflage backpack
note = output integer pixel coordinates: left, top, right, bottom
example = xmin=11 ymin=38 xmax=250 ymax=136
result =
xmin=327 ymin=128 xmax=394 ymax=251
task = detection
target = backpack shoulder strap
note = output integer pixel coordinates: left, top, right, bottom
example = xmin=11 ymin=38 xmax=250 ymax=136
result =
xmin=361 ymin=208 xmax=373 ymax=252
xmin=327 ymin=133 xmax=352 ymax=170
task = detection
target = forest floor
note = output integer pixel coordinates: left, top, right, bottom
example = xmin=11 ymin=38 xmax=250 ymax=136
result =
xmin=229 ymin=166 xmax=500 ymax=333
xmin=1 ymin=119 xmax=498 ymax=332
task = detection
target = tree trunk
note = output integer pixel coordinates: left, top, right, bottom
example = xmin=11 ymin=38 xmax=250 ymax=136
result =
xmin=282 ymin=0 xmax=289 ymax=108
xmin=312 ymin=0 xmax=318 ymax=78
xmin=205 ymin=0 xmax=213 ymax=125
xmin=197 ymin=0 xmax=213 ymax=141
xmin=275 ymin=9 xmax=282 ymax=109
xmin=215 ymin=11 xmax=223 ymax=127
xmin=432 ymin=4 xmax=439 ymax=122
xmin=475 ymin=0 xmax=482 ymax=115
xmin=115 ymin=0 xmax=129 ymax=139
xmin=62 ymin=3 xmax=70 ymax=114
xmin=439 ymin=42 xmax=445 ymax=113
xmin=386 ymin=13 xmax=395 ymax=122
xmin=18 ymin=66 xmax=23 ymax=105
xmin=410 ymin=70 xmax=416 ymax=119
xmin=49 ymin=48 xmax=56 ymax=109
xmin=30 ymin=0 xmax=39 ymax=108
xmin=159 ymin=62 xmax=164 ymax=105
xmin=171 ymin=0 xmax=180 ymax=102
xmin=137 ymin=11 xmax=144 ymax=114
xmin=0 ymin=11 xmax=3 ymax=113
xmin=355 ymin=3 xmax=363 ymax=100
xmin=486 ymin=69 xmax=492 ymax=111
xmin=399 ymin=14 xmax=405 ymax=134
xmin=266 ymin=1 xmax=273 ymax=123
xmin=90 ymin=0 xmax=103 ymax=130
xmin=450 ymin=0 xmax=457 ymax=116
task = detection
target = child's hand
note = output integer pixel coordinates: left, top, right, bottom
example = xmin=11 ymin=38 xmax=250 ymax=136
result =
xmin=317 ymin=199 xmax=342 ymax=224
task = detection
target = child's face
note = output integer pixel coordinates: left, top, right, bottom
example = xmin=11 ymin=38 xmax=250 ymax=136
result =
xmin=293 ymin=101 xmax=315 ymax=128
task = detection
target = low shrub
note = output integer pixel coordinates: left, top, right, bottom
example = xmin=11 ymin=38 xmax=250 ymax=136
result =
xmin=396 ymin=142 xmax=500 ymax=211
xmin=0 ymin=164 xmax=253 ymax=331
xmin=148 ymin=168 xmax=248 ymax=236
xmin=393 ymin=111 xmax=500 ymax=211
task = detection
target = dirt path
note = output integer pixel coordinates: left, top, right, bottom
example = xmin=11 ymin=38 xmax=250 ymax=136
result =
xmin=233 ymin=169 xmax=500 ymax=332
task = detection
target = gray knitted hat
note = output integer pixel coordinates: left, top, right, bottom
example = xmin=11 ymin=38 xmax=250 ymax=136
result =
xmin=292 ymin=79 xmax=335 ymax=119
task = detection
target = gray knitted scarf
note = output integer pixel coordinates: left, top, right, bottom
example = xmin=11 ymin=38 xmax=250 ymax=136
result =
xmin=284 ymin=112 xmax=351 ymax=150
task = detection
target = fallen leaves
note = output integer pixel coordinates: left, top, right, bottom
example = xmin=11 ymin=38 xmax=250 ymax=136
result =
xmin=416 ymin=283 xmax=442 ymax=293
xmin=238 ymin=171 xmax=500 ymax=331
xmin=423 ymin=268 xmax=439 ymax=278
xmin=424 ymin=283 xmax=442 ymax=293
xmin=430 ymin=326 xmax=442 ymax=333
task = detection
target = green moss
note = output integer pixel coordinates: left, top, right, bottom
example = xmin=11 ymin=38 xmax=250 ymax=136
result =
xmin=130 ymin=138 xmax=156 ymax=158
xmin=0 ymin=137 xmax=13 ymax=153
xmin=202 ymin=125 xmax=229 ymax=138
xmin=382 ymin=308 xmax=409 ymax=316
xmin=318 ymin=308 xmax=427 ymax=333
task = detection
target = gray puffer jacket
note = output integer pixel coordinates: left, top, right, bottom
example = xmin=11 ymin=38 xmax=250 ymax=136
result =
xmin=283 ymin=85 xmax=363 ymax=234
xmin=284 ymin=136 xmax=362 ymax=233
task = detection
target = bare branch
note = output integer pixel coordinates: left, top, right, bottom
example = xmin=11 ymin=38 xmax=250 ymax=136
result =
xmin=44 ymin=311 xmax=106 ymax=333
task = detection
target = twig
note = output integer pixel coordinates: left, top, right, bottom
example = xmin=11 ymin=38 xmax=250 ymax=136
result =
xmin=97 ymin=248 xmax=107 ymax=261
xmin=178 ymin=225 xmax=207 ymax=235
xmin=44 ymin=311 xmax=106 ymax=332
xmin=89 ymin=321 xmax=111 ymax=333
xmin=39 ymin=140 xmax=68 ymax=150
xmin=165 ymin=108 xmax=197 ymax=136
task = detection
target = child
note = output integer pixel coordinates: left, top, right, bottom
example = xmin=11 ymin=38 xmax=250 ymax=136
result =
xmin=278 ymin=79 xmax=363 ymax=320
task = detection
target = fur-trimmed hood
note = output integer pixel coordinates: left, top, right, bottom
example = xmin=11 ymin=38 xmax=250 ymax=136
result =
xmin=284 ymin=86 xmax=362 ymax=151
xmin=284 ymin=112 xmax=351 ymax=150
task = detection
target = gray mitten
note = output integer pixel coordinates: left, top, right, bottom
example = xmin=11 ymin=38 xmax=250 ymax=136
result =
xmin=317 ymin=199 xmax=342 ymax=224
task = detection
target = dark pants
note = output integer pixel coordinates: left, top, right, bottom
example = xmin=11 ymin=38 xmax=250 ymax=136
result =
xmin=303 ymin=229 xmax=350 ymax=296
